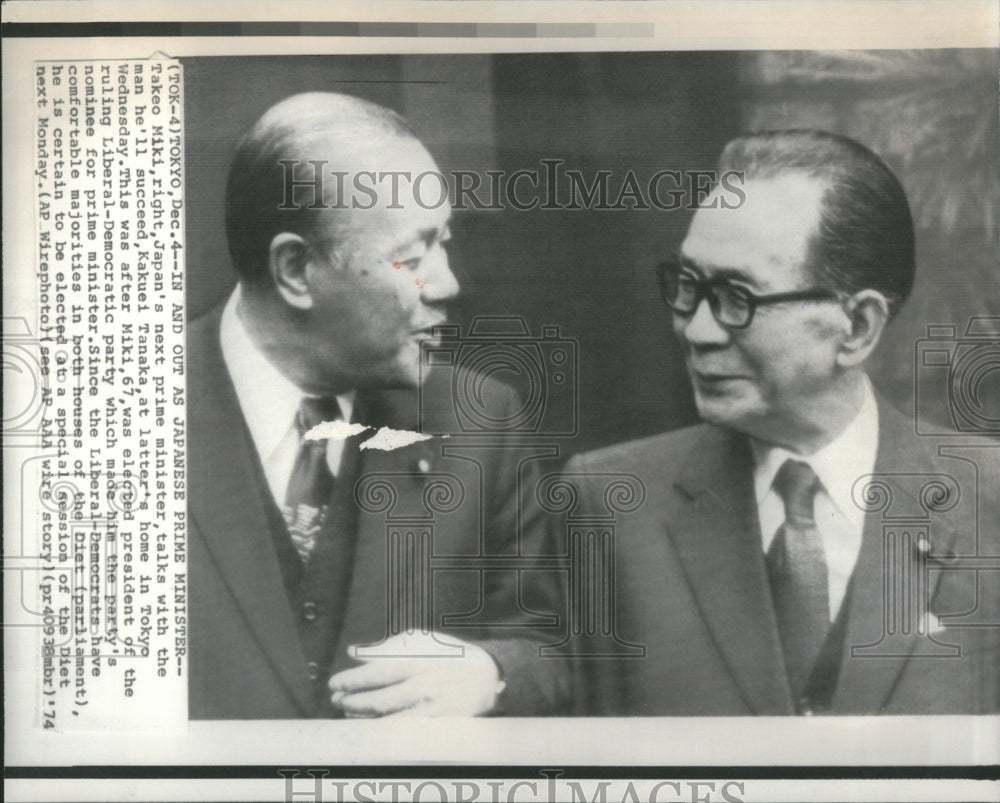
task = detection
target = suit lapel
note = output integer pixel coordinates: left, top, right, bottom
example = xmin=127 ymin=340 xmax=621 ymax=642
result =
xmin=832 ymin=401 xmax=956 ymax=713
xmin=188 ymin=310 xmax=313 ymax=714
xmin=668 ymin=427 xmax=795 ymax=714
xmin=328 ymin=388 xmax=442 ymax=674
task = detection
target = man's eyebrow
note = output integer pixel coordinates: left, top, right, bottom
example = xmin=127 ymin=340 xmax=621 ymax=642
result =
xmin=389 ymin=225 xmax=449 ymax=256
xmin=679 ymin=255 xmax=757 ymax=286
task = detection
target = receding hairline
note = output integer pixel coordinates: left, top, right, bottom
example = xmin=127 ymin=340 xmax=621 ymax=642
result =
xmin=240 ymin=91 xmax=419 ymax=166
xmin=709 ymin=129 xmax=916 ymax=318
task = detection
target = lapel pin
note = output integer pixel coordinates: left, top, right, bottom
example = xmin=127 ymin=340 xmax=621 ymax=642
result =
xmin=920 ymin=611 xmax=949 ymax=636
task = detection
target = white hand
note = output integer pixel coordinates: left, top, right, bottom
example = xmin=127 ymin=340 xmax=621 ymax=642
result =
xmin=328 ymin=631 xmax=505 ymax=717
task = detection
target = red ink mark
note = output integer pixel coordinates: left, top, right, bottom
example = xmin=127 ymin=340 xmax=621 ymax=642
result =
xmin=391 ymin=260 xmax=402 ymax=270
xmin=414 ymin=278 xmax=424 ymax=289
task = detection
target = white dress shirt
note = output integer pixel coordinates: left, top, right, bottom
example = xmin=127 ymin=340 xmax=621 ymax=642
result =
xmin=751 ymin=379 xmax=879 ymax=621
xmin=219 ymin=285 xmax=355 ymax=507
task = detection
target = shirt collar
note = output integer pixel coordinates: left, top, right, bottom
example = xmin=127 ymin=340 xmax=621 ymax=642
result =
xmin=751 ymin=377 xmax=879 ymax=528
xmin=219 ymin=285 xmax=355 ymax=462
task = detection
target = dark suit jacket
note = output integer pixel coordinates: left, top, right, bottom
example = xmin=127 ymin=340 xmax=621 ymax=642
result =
xmin=566 ymin=398 xmax=1000 ymax=715
xmin=188 ymin=307 xmax=569 ymax=718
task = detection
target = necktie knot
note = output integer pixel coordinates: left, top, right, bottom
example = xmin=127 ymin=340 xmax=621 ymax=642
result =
xmin=296 ymin=396 xmax=343 ymax=439
xmin=773 ymin=459 xmax=819 ymax=525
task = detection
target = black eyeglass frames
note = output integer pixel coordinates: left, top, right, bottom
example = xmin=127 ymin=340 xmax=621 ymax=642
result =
xmin=657 ymin=257 xmax=840 ymax=329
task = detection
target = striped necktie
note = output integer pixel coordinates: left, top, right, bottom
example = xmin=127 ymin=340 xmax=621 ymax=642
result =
xmin=282 ymin=396 xmax=341 ymax=564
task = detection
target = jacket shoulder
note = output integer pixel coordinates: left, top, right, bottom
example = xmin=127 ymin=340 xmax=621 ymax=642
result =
xmin=414 ymin=363 xmax=524 ymax=432
xmin=566 ymin=423 xmax=713 ymax=475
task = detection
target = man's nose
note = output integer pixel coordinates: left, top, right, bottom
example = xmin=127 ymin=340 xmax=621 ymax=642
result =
xmin=678 ymin=297 xmax=730 ymax=347
xmin=419 ymin=244 xmax=460 ymax=303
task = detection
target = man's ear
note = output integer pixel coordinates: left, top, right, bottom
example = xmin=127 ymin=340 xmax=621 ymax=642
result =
xmin=269 ymin=232 xmax=314 ymax=310
xmin=837 ymin=289 xmax=890 ymax=368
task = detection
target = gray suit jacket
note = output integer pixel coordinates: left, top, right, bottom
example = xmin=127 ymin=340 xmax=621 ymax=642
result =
xmin=566 ymin=398 xmax=1000 ymax=714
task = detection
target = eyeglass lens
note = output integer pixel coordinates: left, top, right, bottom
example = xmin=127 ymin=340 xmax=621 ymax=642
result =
xmin=667 ymin=270 xmax=752 ymax=327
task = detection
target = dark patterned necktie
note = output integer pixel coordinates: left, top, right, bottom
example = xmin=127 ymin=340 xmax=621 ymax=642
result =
xmin=766 ymin=458 xmax=831 ymax=699
xmin=283 ymin=396 xmax=341 ymax=564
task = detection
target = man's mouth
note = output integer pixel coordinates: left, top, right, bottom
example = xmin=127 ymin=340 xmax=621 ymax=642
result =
xmin=411 ymin=322 xmax=447 ymax=342
xmin=411 ymin=308 xmax=450 ymax=337
xmin=690 ymin=369 xmax=746 ymax=384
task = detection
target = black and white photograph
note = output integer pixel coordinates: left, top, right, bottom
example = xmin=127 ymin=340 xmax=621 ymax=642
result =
xmin=3 ymin=2 xmax=999 ymax=801
xmin=183 ymin=50 xmax=1000 ymax=720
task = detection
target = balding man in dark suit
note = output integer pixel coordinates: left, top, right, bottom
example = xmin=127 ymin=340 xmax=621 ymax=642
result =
xmin=189 ymin=93 xmax=568 ymax=718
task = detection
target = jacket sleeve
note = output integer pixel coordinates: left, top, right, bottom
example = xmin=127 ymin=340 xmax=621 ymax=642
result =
xmin=455 ymin=379 xmax=574 ymax=716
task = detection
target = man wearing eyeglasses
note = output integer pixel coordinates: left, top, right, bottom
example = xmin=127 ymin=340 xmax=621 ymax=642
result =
xmin=567 ymin=130 xmax=999 ymax=715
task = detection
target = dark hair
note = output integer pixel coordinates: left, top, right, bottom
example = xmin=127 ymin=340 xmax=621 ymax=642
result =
xmin=225 ymin=92 xmax=416 ymax=284
xmin=717 ymin=129 xmax=915 ymax=319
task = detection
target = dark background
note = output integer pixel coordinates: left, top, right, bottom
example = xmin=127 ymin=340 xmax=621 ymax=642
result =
xmin=184 ymin=51 xmax=999 ymax=456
